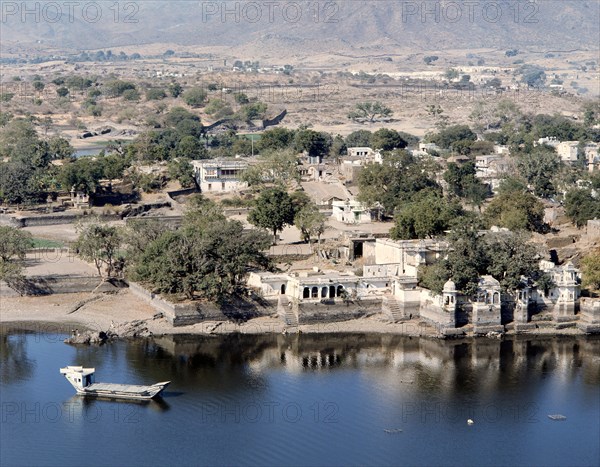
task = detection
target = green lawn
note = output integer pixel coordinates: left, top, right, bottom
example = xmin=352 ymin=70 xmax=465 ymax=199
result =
xmin=32 ymin=238 xmax=65 ymax=249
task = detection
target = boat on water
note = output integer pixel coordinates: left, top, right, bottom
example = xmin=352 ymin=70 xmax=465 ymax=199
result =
xmin=60 ymin=366 xmax=170 ymax=400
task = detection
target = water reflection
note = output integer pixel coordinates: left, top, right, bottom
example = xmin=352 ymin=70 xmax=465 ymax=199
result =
xmin=0 ymin=333 xmax=36 ymax=384
xmin=144 ymin=333 xmax=600 ymax=391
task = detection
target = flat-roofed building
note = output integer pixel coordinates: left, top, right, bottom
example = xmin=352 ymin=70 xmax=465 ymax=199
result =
xmin=191 ymin=159 xmax=248 ymax=192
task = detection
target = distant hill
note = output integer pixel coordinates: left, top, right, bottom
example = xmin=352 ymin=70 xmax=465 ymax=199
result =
xmin=1 ymin=1 xmax=599 ymax=55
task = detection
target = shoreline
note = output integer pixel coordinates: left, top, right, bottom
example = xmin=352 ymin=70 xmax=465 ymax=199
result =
xmin=0 ymin=290 xmax=590 ymax=340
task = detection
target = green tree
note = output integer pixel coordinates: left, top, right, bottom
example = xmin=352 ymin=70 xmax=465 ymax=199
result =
xmin=74 ymin=222 xmax=123 ymax=278
xmin=256 ymin=127 xmax=296 ymax=152
xmin=204 ymin=99 xmax=234 ymax=119
xmin=56 ymin=87 xmax=69 ymax=97
xmin=446 ymin=222 xmax=488 ymax=296
xmin=345 ymin=130 xmax=372 ymax=147
xmin=183 ymin=88 xmax=207 ymax=107
xmin=294 ymin=129 xmax=332 ymax=159
xmin=484 ymin=189 xmax=545 ymax=232
xmin=133 ymin=200 xmax=271 ymax=301
xmin=248 ymin=188 xmax=295 ymax=242
xmin=484 ymin=231 xmax=540 ymax=291
xmin=515 ymin=146 xmax=561 ymax=198
xmin=294 ymin=203 xmax=326 ymax=247
xmin=168 ymin=158 xmax=195 ymax=188
xmin=371 ymin=128 xmax=408 ymax=151
xmin=238 ymin=102 xmax=268 ymax=121
xmin=122 ymin=88 xmax=140 ymax=101
xmin=32 ymin=81 xmax=45 ymax=92
xmin=0 ymin=226 xmax=34 ymax=281
xmin=348 ymin=101 xmax=393 ymax=123
xmin=103 ymin=80 xmax=136 ymax=98
xmin=444 ymin=161 xmax=489 ymax=208
xmin=390 ymin=194 xmax=462 ymax=239
xmin=146 ymin=88 xmax=167 ymax=100
xmin=169 ymin=82 xmax=183 ymax=98
xmin=241 ymin=149 xmax=300 ymax=189
xmin=428 ymin=124 xmax=476 ymax=149
xmin=581 ymin=248 xmax=600 ymax=292
xmin=564 ymin=188 xmax=600 ymax=228
xmin=357 ymin=150 xmax=440 ymax=214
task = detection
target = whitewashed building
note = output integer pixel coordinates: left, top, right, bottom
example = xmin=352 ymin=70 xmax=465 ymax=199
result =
xmin=556 ymin=141 xmax=579 ymax=164
xmin=331 ymin=200 xmax=374 ymax=224
xmin=191 ymin=159 xmax=248 ymax=192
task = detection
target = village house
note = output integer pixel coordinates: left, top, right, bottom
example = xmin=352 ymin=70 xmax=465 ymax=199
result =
xmin=475 ymin=154 xmax=511 ymax=191
xmin=331 ymin=200 xmax=375 ymax=224
xmin=556 ymin=141 xmax=579 ymax=164
xmin=191 ymin=158 xmax=248 ymax=193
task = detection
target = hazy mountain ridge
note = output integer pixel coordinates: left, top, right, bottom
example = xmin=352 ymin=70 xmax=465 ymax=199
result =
xmin=1 ymin=1 xmax=598 ymax=54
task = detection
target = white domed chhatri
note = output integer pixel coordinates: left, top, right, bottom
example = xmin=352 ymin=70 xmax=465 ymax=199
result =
xmin=443 ymin=280 xmax=457 ymax=293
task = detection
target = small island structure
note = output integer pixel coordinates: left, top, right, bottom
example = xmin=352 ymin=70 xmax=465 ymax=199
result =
xmin=60 ymin=366 xmax=170 ymax=400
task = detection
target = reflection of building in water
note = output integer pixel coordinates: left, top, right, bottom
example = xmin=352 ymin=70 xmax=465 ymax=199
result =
xmin=150 ymin=333 xmax=600 ymax=397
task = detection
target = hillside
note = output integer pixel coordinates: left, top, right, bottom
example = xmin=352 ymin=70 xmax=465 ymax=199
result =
xmin=1 ymin=1 xmax=599 ymax=56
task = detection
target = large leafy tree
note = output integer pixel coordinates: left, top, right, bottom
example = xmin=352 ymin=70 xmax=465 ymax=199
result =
xmin=348 ymin=101 xmax=393 ymax=123
xmin=390 ymin=193 xmax=463 ymax=240
xmin=133 ymin=199 xmax=271 ymax=301
xmin=371 ymin=128 xmax=408 ymax=151
xmin=515 ymin=146 xmax=561 ymax=198
xmin=294 ymin=203 xmax=326 ymax=247
xmin=248 ymin=188 xmax=296 ymax=242
xmin=564 ymin=188 xmax=600 ymax=228
xmin=256 ymin=127 xmax=296 ymax=152
xmin=581 ymin=248 xmax=600 ymax=292
xmin=345 ymin=130 xmax=372 ymax=147
xmin=241 ymin=149 xmax=300 ymax=189
xmin=294 ymin=129 xmax=332 ymax=158
xmin=444 ymin=161 xmax=489 ymax=208
xmin=74 ymin=222 xmax=123 ymax=278
xmin=0 ymin=226 xmax=34 ymax=281
xmin=484 ymin=186 xmax=545 ymax=232
xmin=427 ymin=124 xmax=477 ymax=150
xmin=357 ymin=150 xmax=440 ymax=214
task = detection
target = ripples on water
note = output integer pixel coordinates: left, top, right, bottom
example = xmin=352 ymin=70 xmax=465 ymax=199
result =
xmin=1 ymin=331 xmax=599 ymax=467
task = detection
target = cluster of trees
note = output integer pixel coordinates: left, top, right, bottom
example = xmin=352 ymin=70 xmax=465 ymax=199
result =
xmin=419 ymin=226 xmax=550 ymax=296
xmin=130 ymin=196 xmax=271 ymax=301
xmin=0 ymin=119 xmax=75 ymax=204
xmin=72 ymin=197 xmax=272 ymax=302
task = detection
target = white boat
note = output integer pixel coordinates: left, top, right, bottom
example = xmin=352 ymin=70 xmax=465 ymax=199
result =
xmin=60 ymin=366 xmax=170 ymax=400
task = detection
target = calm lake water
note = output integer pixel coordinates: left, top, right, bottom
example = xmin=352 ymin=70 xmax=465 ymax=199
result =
xmin=1 ymin=331 xmax=599 ymax=467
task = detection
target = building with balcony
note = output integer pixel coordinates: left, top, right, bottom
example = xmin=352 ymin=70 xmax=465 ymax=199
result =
xmin=191 ymin=159 xmax=248 ymax=192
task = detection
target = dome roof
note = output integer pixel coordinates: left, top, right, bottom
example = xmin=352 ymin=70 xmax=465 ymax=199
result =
xmin=443 ymin=280 xmax=456 ymax=292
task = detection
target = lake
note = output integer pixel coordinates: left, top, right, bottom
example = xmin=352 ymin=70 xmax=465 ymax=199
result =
xmin=1 ymin=331 xmax=599 ymax=467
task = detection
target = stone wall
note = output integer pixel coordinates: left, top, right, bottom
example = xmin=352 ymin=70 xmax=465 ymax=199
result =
xmin=0 ymin=212 xmax=120 ymax=228
xmin=578 ymin=297 xmax=600 ymax=333
xmin=296 ymin=296 xmax=381 ymax=324
xmin=127 ymin=282 xmax=274 ymax=326
xmin=1 ymin=276 xmax=126 ymax=296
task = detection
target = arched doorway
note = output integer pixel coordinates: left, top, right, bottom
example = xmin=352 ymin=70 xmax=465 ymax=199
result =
xmin=337 ymin=285 xmax=344 ymax=297
xmin=303 ymin=287 xmax=310 ymax=299
xmin=281 ymin=284 xmax=286 ymax=294
xmin=321 ymin=287 xmax=328 ymax=298
xmin=311 ymin=287 xmax=319 ymax=298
